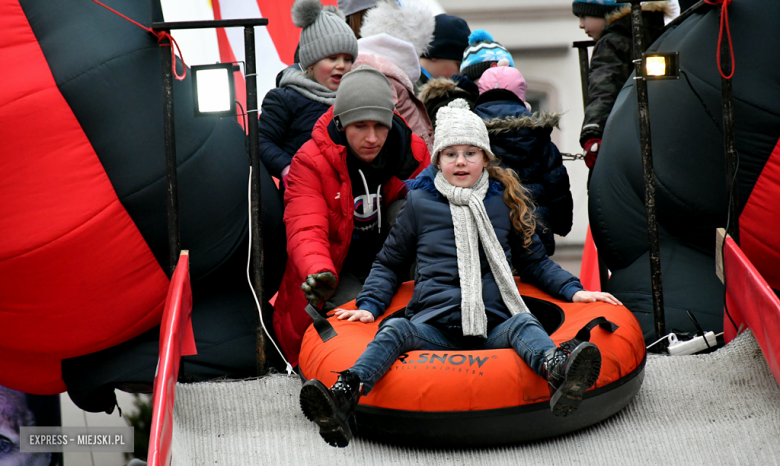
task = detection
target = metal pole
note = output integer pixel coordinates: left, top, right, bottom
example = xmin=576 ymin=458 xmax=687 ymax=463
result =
xmin=573 ymin=41 xmax=595 ymax=108
xmin=160 ymin=34 xmax=181 ymax=278
xmin=244 ymin=25 xmax=267 ymax=375
xmin=630 ymin=1 xmax=666 ymax=344
xmin=719 ymin=4 xmax=739 ymax=244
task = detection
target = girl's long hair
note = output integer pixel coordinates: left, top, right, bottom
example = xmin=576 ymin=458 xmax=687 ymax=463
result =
xmin=347 ymin=11 xmax=365 ymax=39
xmin=486 ymin=161 xmax=537 ymax=248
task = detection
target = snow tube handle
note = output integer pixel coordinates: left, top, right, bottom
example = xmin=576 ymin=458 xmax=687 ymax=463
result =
xmin=575 ymin=316 xmax=619 ymax=342
xmin=305 ymin=303 xmax=338 ymax=342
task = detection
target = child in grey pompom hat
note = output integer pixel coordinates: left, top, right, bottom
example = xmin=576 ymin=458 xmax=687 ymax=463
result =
xmin=333 ymin=65 xmax=395 ymax=130
xmin=258 ymin=0 xmax=358 ymax=185
xmin=292 ymin=0 xmax=358 ymax=69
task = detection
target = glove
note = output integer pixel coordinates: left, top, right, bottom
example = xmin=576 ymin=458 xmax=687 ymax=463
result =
xmin=451 ymin=74 xmax=479 ymax=96
xmin=301 ymin=272 xmax=337 ymax=307
xmin=583 ymin=139 xmax=601 ymax=169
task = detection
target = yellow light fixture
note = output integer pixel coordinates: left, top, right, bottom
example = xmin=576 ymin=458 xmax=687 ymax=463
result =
xmin=642 ymin=52 xmax=680 ymax=80
xmin=646 ymin=56 xmax=667 ymax=77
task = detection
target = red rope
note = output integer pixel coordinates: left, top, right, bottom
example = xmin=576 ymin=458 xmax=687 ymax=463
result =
xmin=90 ymin=0 xmax=186 ymax=80
xmin=703 ymin=0 xmax=735 ymax=80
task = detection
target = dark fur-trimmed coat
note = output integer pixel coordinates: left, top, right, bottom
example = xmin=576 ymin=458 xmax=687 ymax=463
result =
xmin=580 ymin=2 xmax=671 ymax=145
xmin=474 ymin=91 xmax=573 ymax=256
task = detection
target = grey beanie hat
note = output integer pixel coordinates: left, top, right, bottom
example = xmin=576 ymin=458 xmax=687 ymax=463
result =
xmin=333 ymin=65 xmax=395 ymax=129
xmin=292 ymin=0 xmax=358 ymax=69
xmin=432 ymin=99 xmax=494 ymax=166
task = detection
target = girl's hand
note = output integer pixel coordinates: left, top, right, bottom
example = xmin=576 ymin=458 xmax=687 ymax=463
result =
xmin=572 ymin=291 xmax=623 ymax=306
xmin=334 ymin=309 xmax=376 ymax=323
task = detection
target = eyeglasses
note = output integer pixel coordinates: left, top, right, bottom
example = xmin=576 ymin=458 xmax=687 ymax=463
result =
xmin=439 ymin=148 xmax=484 ymax=164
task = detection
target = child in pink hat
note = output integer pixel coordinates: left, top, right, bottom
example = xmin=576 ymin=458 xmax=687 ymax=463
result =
xmin=477 ymin=59 xmax=532 ymax=111
xmin=472 ymin=60 xmax=574 ymax=256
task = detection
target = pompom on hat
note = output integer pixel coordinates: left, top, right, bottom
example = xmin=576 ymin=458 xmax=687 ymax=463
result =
xmin=432 ymin=99 xmax=494 ymax=166
xmin=292 ymin=0 xmax=358 ymax=69
xmin=460 ymin=30 xmax=515 ymax=82
xmin=359 ymin=0 xmax=435 ymax=57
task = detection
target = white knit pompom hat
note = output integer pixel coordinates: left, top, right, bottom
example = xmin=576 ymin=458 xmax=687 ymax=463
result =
xmin=431 ymin=99 xmax=494 ymax=166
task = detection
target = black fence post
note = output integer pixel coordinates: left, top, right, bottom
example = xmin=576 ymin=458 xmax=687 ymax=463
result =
xmin=160 ymin=32 xmax=181 ymax=279
xmin=244 ymin=25 xmax=267 ymax=376
xmin=719 ymin=4 xmax=739 ymax=244
xmin=573 ymin=41 xmax=595 ymax=108
xmin=630 ymin=1 xmax=666 ymax=345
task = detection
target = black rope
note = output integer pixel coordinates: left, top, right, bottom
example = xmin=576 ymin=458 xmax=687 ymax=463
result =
xmin=721 ymin=150 xmax=740 ymax=334
xmin=235 ymin=100 xmax=248 ymax=133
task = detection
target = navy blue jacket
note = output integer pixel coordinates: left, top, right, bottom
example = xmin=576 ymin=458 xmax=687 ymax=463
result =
xmin=356 ymin=165 xmax=582 ymax=326
xmin=258 ymin=69 xmax=331 ymax=179
xmin=473 ymin=90 xmax=574 ymax=256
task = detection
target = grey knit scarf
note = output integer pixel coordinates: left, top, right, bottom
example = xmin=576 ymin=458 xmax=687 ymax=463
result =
xmin=278 ymin=68 xmax=338 ymax=105
xmin=434 ymin=170 xmax=530 ymax=338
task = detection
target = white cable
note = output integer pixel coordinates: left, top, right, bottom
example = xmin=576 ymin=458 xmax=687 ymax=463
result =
xmin=646 ymin=333 xmax=674 ymax=350
xmin=247 ymin=166 xmax=293 ymax=376
xmin=377 ymin=183 xmax=382 ymax=234
xmin=647 ymin=331 xmax=725 ymax=354
xmin=358 ymin=169 xmax=382 ymax=233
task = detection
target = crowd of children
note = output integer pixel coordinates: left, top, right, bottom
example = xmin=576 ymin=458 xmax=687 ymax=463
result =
xmin=259 ymin=0 xmax=671 ymax=448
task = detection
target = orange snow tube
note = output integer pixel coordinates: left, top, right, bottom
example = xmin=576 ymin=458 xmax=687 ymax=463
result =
xmin=299 ymin=280 xmax=646 ymax=447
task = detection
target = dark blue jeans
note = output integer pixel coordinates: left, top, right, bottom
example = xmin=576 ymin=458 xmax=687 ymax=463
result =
xmin=349 ymin=313 xmax=556 ymax=393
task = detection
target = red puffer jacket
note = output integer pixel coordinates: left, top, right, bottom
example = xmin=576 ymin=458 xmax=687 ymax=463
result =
xmin=273 ymin=107 xmax=430 ymax=366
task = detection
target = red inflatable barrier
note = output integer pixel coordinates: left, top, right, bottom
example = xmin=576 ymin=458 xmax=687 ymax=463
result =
xmin=722 ymin=236 xmax=780 ymax=386
xmin=0 ymin=0 xmax=169 ymax=394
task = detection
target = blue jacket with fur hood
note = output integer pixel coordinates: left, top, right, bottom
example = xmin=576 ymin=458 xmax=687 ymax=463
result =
xmin=473 ymin=90 xmax=574 ymax=256
xmin=356 ymin=165 xmax=582 ymax=327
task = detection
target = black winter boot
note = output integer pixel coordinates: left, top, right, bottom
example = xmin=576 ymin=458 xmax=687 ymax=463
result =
xmin=541 ymin=340 xmax=601 ymax=417
xmin=300 ymin=370 xmax=362 ymax=447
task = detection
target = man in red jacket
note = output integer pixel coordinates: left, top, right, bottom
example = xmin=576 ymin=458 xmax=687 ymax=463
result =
xmin=273 ymin=65 xmax=431 ymax=366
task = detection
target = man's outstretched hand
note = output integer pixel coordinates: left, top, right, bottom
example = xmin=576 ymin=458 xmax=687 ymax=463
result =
xmin=301 ymin=271 xmax=337 ymax=307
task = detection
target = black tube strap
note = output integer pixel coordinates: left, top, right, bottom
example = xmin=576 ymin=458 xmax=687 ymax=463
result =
xmin=305 ymin=303 xmax=338 ymax=342
xmin=575 ymin=317 xmax=619 ymax=342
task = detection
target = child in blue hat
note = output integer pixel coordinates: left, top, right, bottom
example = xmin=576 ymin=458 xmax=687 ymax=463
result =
xmin=572 ymin=0 xmax=670 ymax=172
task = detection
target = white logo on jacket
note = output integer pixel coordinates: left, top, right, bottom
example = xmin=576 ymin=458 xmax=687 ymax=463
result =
xmin=353 ymin=192 xmax=382 ymax=222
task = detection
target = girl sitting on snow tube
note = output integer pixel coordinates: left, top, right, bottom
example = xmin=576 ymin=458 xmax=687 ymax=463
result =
xmin=299 ymin=99 xmax=621 ymax=448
